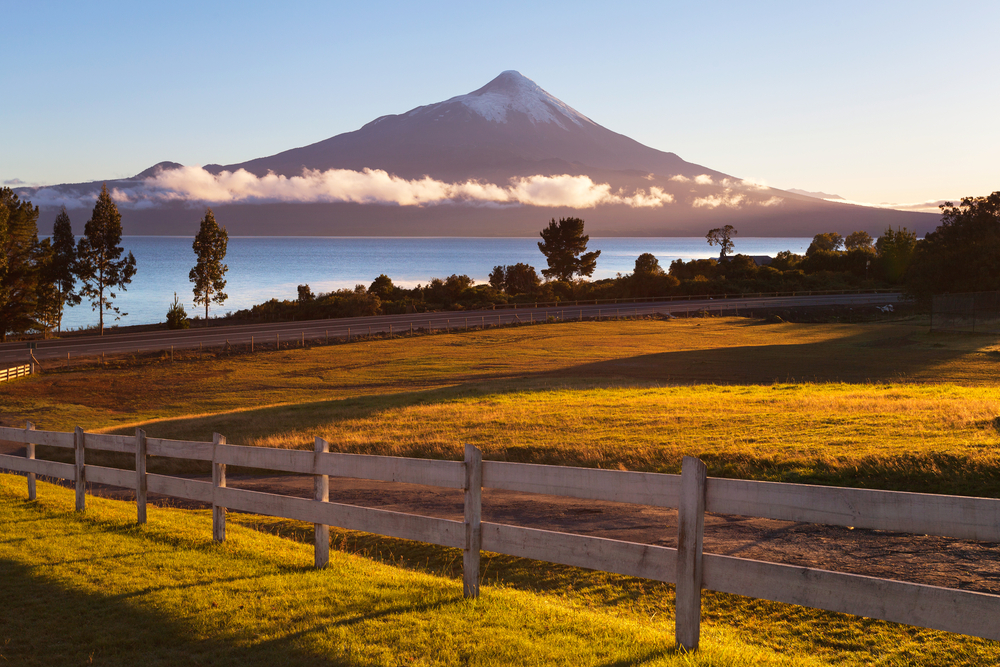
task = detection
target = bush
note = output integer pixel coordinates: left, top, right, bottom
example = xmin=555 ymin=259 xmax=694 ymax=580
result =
xmin=166 ymin=293 xmax=189 ymax=329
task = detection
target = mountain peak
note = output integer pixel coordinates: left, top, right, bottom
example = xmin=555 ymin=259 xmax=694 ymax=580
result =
xmin=445 ymin=70 xmax=594 ymax=128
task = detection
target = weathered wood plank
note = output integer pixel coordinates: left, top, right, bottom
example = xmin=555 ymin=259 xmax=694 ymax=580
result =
xmin=702 ymin=553 xmax=1000 ymax=642
xmin=316 ymin=452 xmax=464 ymax=488
xmin=214 ymin=486 xmax=465 ymax=549
xmin=314 ymin=437 xmax=329 ymax=569
xmin=212 ymin=433 xmax=226 ymax=543
xmin=464 ymin=444 xmax=482 ymax=599
xmin=26 ymin=422 xmax=35 ymax=500
xmin=482 ymin=461 xmax=681 ymax=507
xmin=146 ymin=474 xmax=213 ymax=503
xmin=87 ymin=465 xmax=136 ymax=490
xmin=676 ymin=456 xmax=707 ymax=651
xmin=215 ymin=443 xmax=315 ymax=474
xmin=0 ymin=426 xmax=74 ymax=448
xmin=83 ymin=433 xmax=134 ymax=454
xmin=74 ymin=427 xmax=85 ymax=511
xmin=146 ymin=437 xmax=215 ymax=461
xmin=706 ymin=477 xmax=1000 ymax=542
xmin=0 ymin=453 xmax=76 ymax=480
xmin=481 ymin=523 xmax=677 ymax=582
xmin=136 ymin=429 xmax=147 ymax=524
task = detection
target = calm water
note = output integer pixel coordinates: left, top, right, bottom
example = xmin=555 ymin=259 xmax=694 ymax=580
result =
xmin=58 ymin=237 xmax=811 ymax=330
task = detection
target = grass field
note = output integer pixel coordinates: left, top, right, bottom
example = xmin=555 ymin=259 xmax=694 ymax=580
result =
xmin=3 ymin=316 xmax=1000 ymax=663
xmin=5 ymin=475 xmax=1000 ymax=666
xmin=4 ymin=317 xmax=999 ymax=494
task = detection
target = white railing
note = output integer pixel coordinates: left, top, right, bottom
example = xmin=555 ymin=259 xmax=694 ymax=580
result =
xmin=1 ymin=424 xmax=998 ymax=651
xmin=0 ymin=363 xmax=32 ymax=382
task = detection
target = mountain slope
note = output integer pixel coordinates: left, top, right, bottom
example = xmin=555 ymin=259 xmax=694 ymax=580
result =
xmin=16 ymin=70 xmax=937 ymax=236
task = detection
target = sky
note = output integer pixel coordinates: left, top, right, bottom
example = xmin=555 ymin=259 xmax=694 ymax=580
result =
xmin=2 ymin=1 xmax=997 ymax=208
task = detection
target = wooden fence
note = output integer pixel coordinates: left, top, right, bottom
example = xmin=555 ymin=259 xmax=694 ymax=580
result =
xmin=0 ymin=364 xmax=32 ymax=383
xmin=1 ymin=424 xmax=998 ymax=650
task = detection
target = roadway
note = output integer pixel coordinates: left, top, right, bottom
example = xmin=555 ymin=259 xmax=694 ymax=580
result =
xmin=1 ymin=292 xmax=902 ymax=367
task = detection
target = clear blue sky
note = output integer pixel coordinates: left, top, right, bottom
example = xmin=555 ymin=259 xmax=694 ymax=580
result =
xmin=2 ymin=0 xmax=997 ymax=206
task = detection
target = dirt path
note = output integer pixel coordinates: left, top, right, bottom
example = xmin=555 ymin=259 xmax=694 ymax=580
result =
xmin=9 ymin=460 xmax=997 ymax=595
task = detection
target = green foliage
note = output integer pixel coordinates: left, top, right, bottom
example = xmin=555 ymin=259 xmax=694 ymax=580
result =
xmin=844 ymin=230 xmax=874 ymax=251
xmin=633 ymin=253 xmax=663 ymax=276
xmin=705 ymin=225 xmax=736 ymax=259
xmin=489 ymin=263 xmax=541 ymax=296
xmin=166 ymin=292 xmax=190 ymax=329
xmin=806 ymin=232 xmax=844 ymax=255
xmin=875 ymin=226 xmax=917 ymax=284
xmin=189 ymin=208 xmax=228 ymax=319
xmin=368 ymin=273 xmax=396 ymax=300
xmin=908 ymin=192 xmax=1000 ymax=297
xmin=297 ymin=284 xmax=315 ymax=303
xmin=47 ymin=208 xmax=80 ymax=332
xmin=76 ymin=184 xmax=137 ymax=335
xmin=538 ymin=217 xmax=601 ymax=281
xmin=0 ymin=187 xmax=41 ymax=338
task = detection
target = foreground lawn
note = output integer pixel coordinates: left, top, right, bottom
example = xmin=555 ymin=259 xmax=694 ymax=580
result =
xmin=3 ymin=475 xmax=998 ymax=666
xmin=1 ymin=475 xmax=823 ymax=667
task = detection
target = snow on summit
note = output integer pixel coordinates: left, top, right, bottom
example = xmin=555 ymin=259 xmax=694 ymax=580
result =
xmin=446 ymin=70 xmax=594 ymax=128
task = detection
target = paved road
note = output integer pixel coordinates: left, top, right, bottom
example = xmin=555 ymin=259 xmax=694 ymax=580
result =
xmin=1 ymin=292 xmax=902 ymax=367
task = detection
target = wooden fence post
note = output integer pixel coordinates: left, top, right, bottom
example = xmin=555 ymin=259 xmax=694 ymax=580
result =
xmin=463 ymin=443 xmax=483 ymax=599
xmin=314 ymin=436 xmax=330 ymax=568
xmin=136 ymin=428 xmax=147 ymax=524
xmin=26 ymin=421 xmax=35 ymax=500
xmin=74 ymin=426 xmax=86 ymax=511
xmin=212 ymin=433 xmax=227 ymax=542
xmin=675 ymin=456 xmax=707 ymax=651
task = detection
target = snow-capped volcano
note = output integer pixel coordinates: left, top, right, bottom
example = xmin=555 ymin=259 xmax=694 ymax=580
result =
xmin=18 ymin=70 xmax=937 ymax=236
xmin=445 ymin=70 xmax=594 ymax=128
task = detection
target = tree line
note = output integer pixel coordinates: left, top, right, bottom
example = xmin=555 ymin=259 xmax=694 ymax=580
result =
xmin=1 ymin=185 xmax=229 ymax=339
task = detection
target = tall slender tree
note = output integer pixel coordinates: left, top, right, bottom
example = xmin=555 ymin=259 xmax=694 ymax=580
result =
xmin=76 ymin=185 xmax=137 ymax=335
xmin=0 ymin=187 xmax=41 ymax=340
xmin=47 ymin=208 xmax=80 ymax=333
xmin=189 ymin=208 xmax=228 ymax=320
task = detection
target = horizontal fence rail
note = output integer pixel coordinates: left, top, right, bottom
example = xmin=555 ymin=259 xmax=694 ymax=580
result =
xmin=1 ymin=425 xmax=999 ymax=650
xmin=0 ymin=364 xmax=33 ymax=383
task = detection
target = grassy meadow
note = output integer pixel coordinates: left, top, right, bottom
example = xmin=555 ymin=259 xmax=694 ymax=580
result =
xmin=3 ymin=316 xmax=1000 ymax=664
xmin=4 ymin=316 xmax=1000 ymax=493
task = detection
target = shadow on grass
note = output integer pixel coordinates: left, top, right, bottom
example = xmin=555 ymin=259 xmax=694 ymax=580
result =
xmin=0 ymin=557 xmax=357 ymax=666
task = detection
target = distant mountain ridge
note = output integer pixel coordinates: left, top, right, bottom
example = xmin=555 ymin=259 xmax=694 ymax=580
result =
xmin=15 ymin=71 xmax=937 ymax=237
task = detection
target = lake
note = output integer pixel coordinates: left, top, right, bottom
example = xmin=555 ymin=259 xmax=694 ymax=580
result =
xmin=57 ymin=236 xmax=811 ymax=330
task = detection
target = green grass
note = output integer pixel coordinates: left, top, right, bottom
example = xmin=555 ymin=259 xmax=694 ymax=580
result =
xmin=1 ymin=474 xmax=836 ymax=667
xmin=3 ymin=475 xmax=999 ymax=666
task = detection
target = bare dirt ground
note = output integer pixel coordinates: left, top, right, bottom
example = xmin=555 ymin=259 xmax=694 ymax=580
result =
xmin=6 ymin=448 xmax=998 ymax=596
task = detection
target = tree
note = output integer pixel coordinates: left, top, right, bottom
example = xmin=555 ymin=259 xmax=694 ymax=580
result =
xmin=706 ymin=225 xmax=736 ymax=259
xmin=189 ymin=208 xmax=228 ymax=320
xmin=368 ymin=274 xmax=396 ymax=300
xmin=76 ymin=184 xmax=137 ymax=335
xmin=633 ymin=253 xmax=663 ymax=275
xmin=166 ymin=292 xmax=190 ymax=329
xmin=875 ymin=226 xmax=917 ymax=283
xmin=489 ymin=263 xmax=541 ymax=296
xmin=297 ymin=284 xmax=315 ymax=303
xmin=806 ymin=232 xmax=844 ymax=255
xmin=908 ymin=192 xmax=1000 ymax=296
xmin=537 ymin=217 xmax=601 ymax=281
xmin=0 ymin=187 xmax=41 ymax=339
xmin=844 ymin=230 xmax=874 ymax=252
xmin=47 ymin=208 xmax=80 ymax=332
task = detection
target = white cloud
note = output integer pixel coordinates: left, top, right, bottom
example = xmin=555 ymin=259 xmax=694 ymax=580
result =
xmin=669 ymin=174 xmax=690 ymax=183
xmin=32 ymin=166 xmax=679 ymax=210
xmin=694 ymin=174 xmax=714 ymax=185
